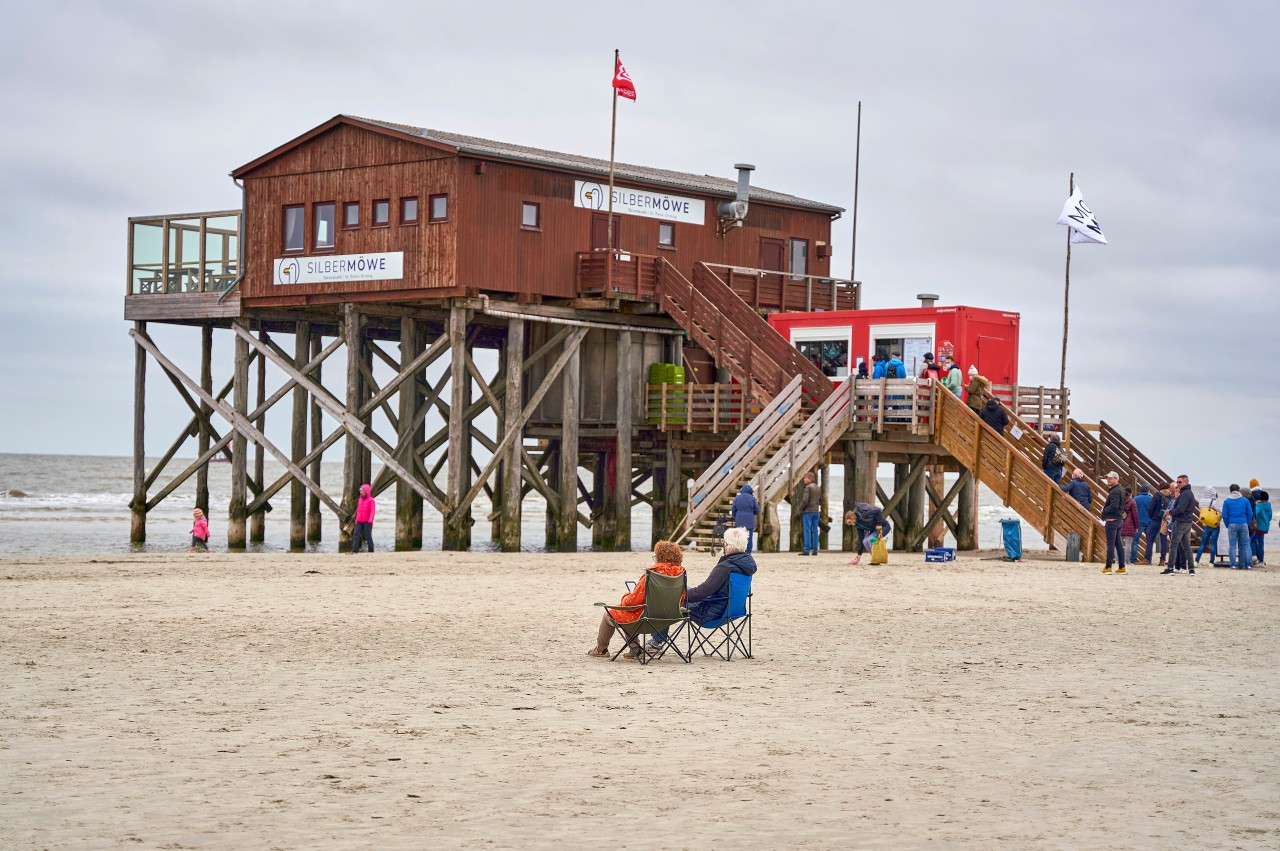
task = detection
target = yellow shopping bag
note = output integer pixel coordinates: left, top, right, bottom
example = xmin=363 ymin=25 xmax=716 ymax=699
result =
xmin=870 ymin=535 xmax=889 ymax=565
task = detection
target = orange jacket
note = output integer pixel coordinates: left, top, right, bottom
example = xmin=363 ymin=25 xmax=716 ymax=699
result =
xmin=608 ymin=563 xmax=685 ymax=624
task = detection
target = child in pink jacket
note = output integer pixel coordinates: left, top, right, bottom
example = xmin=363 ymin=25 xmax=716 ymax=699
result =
xmin=353 ymin=484 xmax=376 ymax=552
xmin=189 ymin=507 xmax=209 ymax=552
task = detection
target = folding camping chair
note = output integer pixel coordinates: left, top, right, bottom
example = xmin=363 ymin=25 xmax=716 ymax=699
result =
xmin=595 ymin=569 xmax=691 ymax=665
xmin=687 ymin=573 xmax=753 ymax=660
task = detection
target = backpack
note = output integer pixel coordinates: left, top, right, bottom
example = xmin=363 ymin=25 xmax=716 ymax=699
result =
xmin=885 ymin=362 xmax=900 ymax=379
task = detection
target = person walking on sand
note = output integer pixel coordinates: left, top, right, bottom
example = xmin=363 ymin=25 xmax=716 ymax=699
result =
xmin=352 ymin=484 xmax=376 ymax=553
xmin=1253 ymin=491 xmax=1271 ymax=566
xmin=1133 ymin=484 xmax=1156 ymax=564
xmin=798 ymin=472 xmax=822 ymax=556
xmin=1164 ymin=474 xmax=1197 ymax=575
xmin=188 ymin=507 xmax=209 ymax=553
xmin=731 ymin=483 xmax=760 ymax=555
xmin=1100 ymin=472 xmax=1127 ymax=574
xmin=1222 ymin=484 xmax=1254 ymax=570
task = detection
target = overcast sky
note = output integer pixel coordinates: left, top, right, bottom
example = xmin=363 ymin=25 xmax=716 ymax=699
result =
xmin=1 ymin=1 xmax=1277 ymax=485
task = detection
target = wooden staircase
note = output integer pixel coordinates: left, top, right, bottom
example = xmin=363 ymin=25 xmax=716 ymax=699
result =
xmin=1067 ymin=419 xmax=1175 ymax=493
xmin=672 ymin=376 xmax=805 ymax=548
xmin=654 ymin=259 xmax=832 ymax=406
xmin=933 ymin=386 xmax=1107 ymax=560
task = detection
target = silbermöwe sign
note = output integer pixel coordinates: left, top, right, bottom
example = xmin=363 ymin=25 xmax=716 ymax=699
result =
xmin=574 ymin=180 xmax=705 ymax=225
xmin=274 ymin=252 xmax=404 ymax=286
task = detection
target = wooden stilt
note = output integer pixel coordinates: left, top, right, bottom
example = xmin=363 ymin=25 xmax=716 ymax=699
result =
xmin=554 ymin=334 xmax=581 ymax=551
xmin=925 ymin=463 xmax=947 ymax=549
xmin=906 ymin=456 xmax=926 ymax=552
xmin=842 ymin=439 xmax=857 ymax=551
xmin=250 ymin=329 xmax=267 ymax=545
xmin=130 ymin=320 xmax=147 ymax=543
xmin=307 ymin=330 xmax=323 ymax=544
xmin=613 ymin=329 xmax=633 ymax=551
xmin=500 ymin=318 xmax=525 ymax=552
xmin=651 ymin=444 xmax=667 ymax=550
xmin=957 ymin=469 xmax=978 ymax=550
xmin=228 ymin=321 xmax=249 ymax=549
xmin=818 ymin=459 xmax=830 ymax=550
xmin=196 ymin=323 xmax=212 ymax=515
xmin=592 ymin=451 xmax=611 ymax=549
xmin=545 ymin=443 xmax=561 ymax=550
xmin=892 ymin=463 xmax=906 ymax=551
xmin=290 ymin=321 xmax=309 ymax=551
xmin=396 ymin=317 xmax=423 ymax=551
xmin=444 ymin=305 xmax=472 ymax=550
xmin=760 ymin=498 xmax=780 ymax=553
xmin=339 ymin=305 xmax=361 ymax=551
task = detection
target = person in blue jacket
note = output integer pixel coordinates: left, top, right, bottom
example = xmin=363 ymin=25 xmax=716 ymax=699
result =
xmin=647 ymin=526 xmax=757 ymax=653
xmin=730 ymin=484 xmax=760 ymax=554
xmin=1062 ymin=468 xmax=1092 ymax=510
xmin=871 ymin=355 xmax=887 ymax=379
xmin=1222 ymin=484 xmax=1255 ymax=569
xmin=1253 ymin=491 xmax=1271 ymax=567
xmin=1132 ymin=484 xmax=1155 ymax=563
xmin=886 ymin=352 xmax=907 ymax=379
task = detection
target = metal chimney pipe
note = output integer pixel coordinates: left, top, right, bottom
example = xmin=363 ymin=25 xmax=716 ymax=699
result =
xmin=917 ymin=293 xmax=939 ymax=308
xmin=733 ymin=163 xmax=755 ymax=202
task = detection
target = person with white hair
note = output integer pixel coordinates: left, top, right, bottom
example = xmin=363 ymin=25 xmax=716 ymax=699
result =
xmin=645 ymin=526 xmax=757 ymax=653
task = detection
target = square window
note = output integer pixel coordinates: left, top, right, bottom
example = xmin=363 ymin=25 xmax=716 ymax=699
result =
xmin=314 ymin=203 xmax=335 ymax=250
xmin=430 ymin=194 xmax=448 ymax=221
xmin=283 ymin=205 xmax=304 ymax=252
xmin=343 ymin=202 xmax=360 ymax=229
xmin=401 ymin=197 xmax=418 ymax=223
xmin=658 ymin=222 xmax=675 ymax=247
xmin=521 ymin=202 xmax=540 ymax=229
xmin=373 ymin=199 xmax=390 ymax=226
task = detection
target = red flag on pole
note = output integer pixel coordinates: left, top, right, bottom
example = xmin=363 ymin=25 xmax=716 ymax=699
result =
xmin=612 ymin=56 xmax=636 ymax=101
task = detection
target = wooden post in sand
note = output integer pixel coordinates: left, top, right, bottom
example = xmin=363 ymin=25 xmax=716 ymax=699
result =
xmin=289 ymin=321 xmax=310 ymax=550
xmin=130 ymin=320 xmax=147 ymax=543
xmin=396 ymin=317 xmax=424 ymax=551
xmin=554 ymin=334 xmax=581 ymax=552
xmin=339 ymin=305 xmax=361 ymax=552
xmin=444 ymin=305 xmax=473 ymax=550
xmin=228 ymin=321 xmax=249 ymax=549
xmin=613 ymin=328 xmax=634 ymax=550
xmin=306 ymin=330 xmax=324 ymax=545
xmin=500 ymin=317 xmax=525 ymax=552
xmin=195 ymin=323 xmax=213 ymax=516
xmin=250 ymin=328 xmax=267 ymax=545
xmin=956 ymin=469 xmax=978 ymax=550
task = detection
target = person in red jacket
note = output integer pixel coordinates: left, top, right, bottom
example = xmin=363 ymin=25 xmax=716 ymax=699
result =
xmin=588 ymin=541 xmax=685 ymax=660
xmin=352 ymin=484 xmax=376 ymax=553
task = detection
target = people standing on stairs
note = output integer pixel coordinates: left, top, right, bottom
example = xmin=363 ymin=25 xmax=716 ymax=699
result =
xmin=943 ymin=362 xmax=964 ymax=396
xmin=920 ymin=352 xmax=942 ymax=381
xmin=856 ymin=359 xmax=869 ymax=379
xmin=845 ymin=501 xmax=890 ymax=565
xmin=1195 ymin=486 xmax=1221 ymax=566
xmin=1101 ymin=472 xmax=1127 ymax=574
xmin=797 ymin=472 xmax=822 ymax=556
xmin=1222 ymin=484 xmax=1254 ymax=569
xmin=731 ymin=483 xmax=760 ymax=555
xmin=1163 ymin=474 xmax=1197 ymax=575
xmin=1062 ymin=468 xmax=1092 ymax=510
xmin=1252 ymin=491 xmax=1271 ymax=566
xmin=1042 ymin=433 xmax=1066 ymax=484
xmin=964 ymin=366 xmax=992 ymax=412
xmin=1120 ymin=486 xmax=1140 ymax=567
xmin=871 ymin=355 xmax=887 ymax=379
xmin=979 ymin=397 xmax=1010 ymax=435
xmin=886 ymin=352 xmax=906 ymax=379
xmin=1133 ymin=484 xmax=1156 ymax=564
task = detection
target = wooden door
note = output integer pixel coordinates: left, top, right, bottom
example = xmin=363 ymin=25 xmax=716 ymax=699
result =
xmin=591 ymin=213 xmax=621 ymax=250
xmin=759 ymin=238 xmax=786 ymax=310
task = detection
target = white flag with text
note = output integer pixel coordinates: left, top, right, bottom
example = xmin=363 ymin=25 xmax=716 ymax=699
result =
xmin=1057 ymin=186 xmax=1108 ymax=244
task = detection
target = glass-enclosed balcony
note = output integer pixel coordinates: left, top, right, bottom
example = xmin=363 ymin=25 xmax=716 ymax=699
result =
xmin=128 ymin=211 xmax=241 ymax=295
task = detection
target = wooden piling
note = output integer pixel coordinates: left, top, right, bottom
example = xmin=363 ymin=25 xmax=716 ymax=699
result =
xmin=613 ymin=329 xmax=633 ymax=551
xmin=957 ymin=469 xmax=978 ymax=550
xmin=906 ymin=456 xmax=927 ymax=552
xmin=250 ymin=329 xmax=267 ymax=545
xmin=339 ymin=305 xmax=361 ymax=552
xmin=444 ymin=305 xmax=472 ymax=550
xmin=500 ymin=318 xmax=525 ymax=552
xmin=130 ymin=320 xmax=147 ymax=543
xmin=228 ymin=321 xmax=249 ymax=549
xmin=842 ymin=439 xmax=857 ymax=551
xmin=196 ymin=323 xmax=212 ymax=515
xmin=306 ymin=330 xmax=323 ymax=544
xmin=554 ymin=335 xmax=581 ymax=551
xmin=396 ymin=317 xmax=423 ymax=550
xmin=290 ymin=321 xmax=309 ymax=550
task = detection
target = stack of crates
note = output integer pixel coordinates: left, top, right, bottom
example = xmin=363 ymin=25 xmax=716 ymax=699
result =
xmin=646 ymin=362 xmax=686 ymax=425
xmin=924 ymin=547 xmax=956 ymax=563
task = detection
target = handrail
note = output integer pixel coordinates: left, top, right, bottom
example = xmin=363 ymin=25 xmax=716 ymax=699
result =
xmin=753 ymin=374 xmax=859 ymax=505
xmin=672 ymin=375 xmax=805 ymax=542
xmin=699 ymin=262 xmax=859 ymax=312
xmin=934 ymin=386 xmax=1107 ymax=561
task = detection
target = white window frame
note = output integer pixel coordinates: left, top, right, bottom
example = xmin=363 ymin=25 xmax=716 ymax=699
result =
xmin=790 ymin=325 xmax=852 ymax=380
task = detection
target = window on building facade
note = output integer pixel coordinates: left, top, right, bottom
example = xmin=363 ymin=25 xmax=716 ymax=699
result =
xmin=283 ymin=206 xmax=305 ymax=252
xmin=521 ymin=202 xmax=540 ymax=229
xmin=373 ymin=199 xmax=390 ymax=226
xmin=430 ymin=194 xmax=448 ymax=222
xmin=343 ymin=202 xmax=360 ymax=229
xmin=658 ymin=222 xmax=675 ymax=247
xmin=796 ymin=339 xmax=849 ymax=378
xmin=314 ymin=203 xmax=336 ymax=250
xmin=401 ymin=197 xmax=418 ymax=224
xmin=789 ymin=238 xmax=808 ymax=280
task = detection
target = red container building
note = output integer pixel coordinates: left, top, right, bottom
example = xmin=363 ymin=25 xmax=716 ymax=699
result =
xmin=767 ymin=303 xmax=1021 ymax=385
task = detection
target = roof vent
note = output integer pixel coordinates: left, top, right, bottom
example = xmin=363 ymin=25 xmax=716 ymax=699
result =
xmin=918 ymin=293 xmax=940 ymax=308
xmin=716 ymin=163 xmax=754 ymax=237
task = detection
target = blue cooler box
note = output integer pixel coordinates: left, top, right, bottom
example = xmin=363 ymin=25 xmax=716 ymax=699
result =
xmin=924 ymin=547 xmax=956 ymax=562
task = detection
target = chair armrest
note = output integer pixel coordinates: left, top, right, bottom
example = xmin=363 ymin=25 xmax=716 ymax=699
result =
xmin=595 ymin=603 xmax=644 ymax=611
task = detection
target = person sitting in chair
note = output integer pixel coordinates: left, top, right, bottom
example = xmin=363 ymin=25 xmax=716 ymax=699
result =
xmin=645 ymin=527 xmax=757 ymax=653
xmin=588 ymin=541 xmax=686 ymax=660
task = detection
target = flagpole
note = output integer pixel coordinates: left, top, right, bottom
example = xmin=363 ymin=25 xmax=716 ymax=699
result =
xmin=850 ymin=100 xmax=862 ymax=308
xmin=1059 ymin=171 xmax=1073 ymax=393
xmin=607 ymin=49 xmax=619 ymax=290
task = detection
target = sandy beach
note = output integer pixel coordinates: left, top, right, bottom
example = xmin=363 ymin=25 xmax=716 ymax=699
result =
xmin=2 ymin=549 xmax=1278 ymax=849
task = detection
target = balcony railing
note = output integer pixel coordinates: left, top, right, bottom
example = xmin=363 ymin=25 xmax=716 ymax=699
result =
xmin=575 ymin=249 xmax=659 ymax=299
xmin=645 ymin=383 xmax=764 ymax=433
xmin=701 ymin=263 xmax=858 ymax=313
xmin=128 ymin=210 xmax=241 ymax=295
xmin=989 ymin=384 xmax=1069 ymax=432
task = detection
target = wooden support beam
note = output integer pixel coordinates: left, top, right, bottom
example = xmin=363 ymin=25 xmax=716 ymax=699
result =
xmin=228 ymin=323 xmax=250 ymax=548
xmin=290 ymin=321 xmax=310 ymax=550
xmin=340 ymin=306 xmax=362 ymax=551
xmin=612 ymin=329 xmax=634 ymax=551
xmin=500 ymin=318 xmax=525 ymax=552
xmin=956 ymin=469 xmax=978 ymax=550
xmin=842 ymin=439 xmax=857 ymax=551
xmin=554 ymin=332 xmax=582 ymax=551
xmin=130 ymin=321 xmax=147 ymax=543
xmin=307 ymin=332 xmax=324 ymax=544
xmin=196 ymin=323 xmax=213 ymax=515
xmin=396 ymin=317 xmax=424 ymax=551
xmin=905 ymin=456 xmax=927 ymax=552
xmin=444 ymin=306 xmax=473 ymax=550
xmin=250 ymin=329 xmax=267 ymax=544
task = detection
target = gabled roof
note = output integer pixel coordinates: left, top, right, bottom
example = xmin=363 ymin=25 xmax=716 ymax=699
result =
xmin=233 ymin=115 xmax=844 ymax=216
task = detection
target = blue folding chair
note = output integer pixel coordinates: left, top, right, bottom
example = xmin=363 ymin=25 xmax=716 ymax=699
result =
xmin=687 ymin=573 xmax=753 ymax=660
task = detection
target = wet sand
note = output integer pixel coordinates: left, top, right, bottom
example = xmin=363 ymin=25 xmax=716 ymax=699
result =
xmin=2 ymin=549 xmax=1278 ymax=849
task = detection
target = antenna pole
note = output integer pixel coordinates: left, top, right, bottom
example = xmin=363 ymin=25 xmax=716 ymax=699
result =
xmin=1059 ymin=172 xmax=1073 ymax=392
xmin=850 ymin=100 xmax=862 ymax=308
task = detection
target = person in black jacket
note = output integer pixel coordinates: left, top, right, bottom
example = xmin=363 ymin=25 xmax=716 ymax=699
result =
xmin=1100 ymin=471 xmax=1126 ymax=573
xmin=979 ymin=398 xmax=1009 ymax=435
xmin=647 ymin=527 xmax=757 ymax=652
xmin=1163 ymin=474 xmax=1198 ymax=575
xmin=1041 ymin=433 xmax=1065 ymax=483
